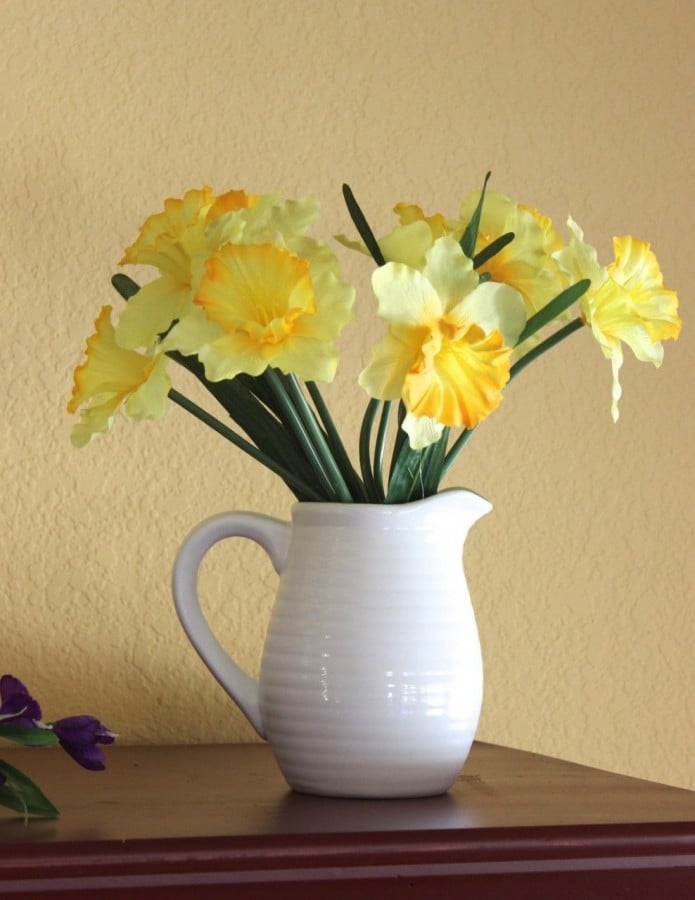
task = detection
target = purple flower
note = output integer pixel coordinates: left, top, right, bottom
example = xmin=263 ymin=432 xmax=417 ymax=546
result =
xmin=51 ymin=716 xmax=116 ymax=771
xmin=0 ymin=675 xmax=42 ymax=728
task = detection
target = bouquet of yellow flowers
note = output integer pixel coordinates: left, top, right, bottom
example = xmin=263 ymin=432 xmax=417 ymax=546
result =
xmin=68 ymin=176 xmax=680 ymax=504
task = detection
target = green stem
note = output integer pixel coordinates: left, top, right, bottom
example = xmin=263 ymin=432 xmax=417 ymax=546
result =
xmin=306 ymin=382 xmax=368 ymax=502
xmin=388 ymin=401 xmax=408 ymax=480
xmin=283 ymin=374 xmax=355 ymax=502
xmin=372 ymin=401 xmax=393 ymax=502
xmin=262 ymin=368 xmax=343 ymax=501
xmin=515 ymin=286 xmax=588 ymax=346
xmin=422 ymin=427 xmax=449 ymax=495
xmin=441 ymin=427 xmax=476 ymax=480
xmin=359 ymin=398 xmax=381 ymax=502
xmin=168 ymin=389 xmax=325 ymax=501
xmin=511 ymin=318 xmax=584 ymax=380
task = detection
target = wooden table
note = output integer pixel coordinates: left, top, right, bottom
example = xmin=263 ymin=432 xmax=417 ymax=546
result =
xmin=0 ymin=742 xmax=693 ymax=897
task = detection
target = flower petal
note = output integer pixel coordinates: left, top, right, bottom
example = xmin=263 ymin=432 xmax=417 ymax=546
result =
xmin=52 ymin=716 xmax=116 ymax=771
xmin=192 ymin=241 xmax=352 ymax=383
xmin=404 ymin=327 xmax=512 ymax=429
xmin=115 ymin=275 xmax=192 ymax=350
xmin=68 ymin=307 xmax=171 ymax=446
xmin=402 ymin=413 xmax=445 ymax=450
xmin=421 ymin=236 xmax=479 ymax=313
xmin=378 ymin=220 xmax=435 ymax=268
xmin=371 ymin=264 xmax=443 ymax=327
xmin=359 ymin=329 xmax=422 ymax=401
xmin=0 ymin=675 xmax=41 ymax=727
xmin=362 ymin=236 xmax=519 ymax=441
xmin=453 ymin=280 xmax=526 ymax=346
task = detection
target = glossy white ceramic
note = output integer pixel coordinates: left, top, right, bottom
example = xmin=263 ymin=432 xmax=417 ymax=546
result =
xmin=172 ymin=489 xmax=490 ymax=798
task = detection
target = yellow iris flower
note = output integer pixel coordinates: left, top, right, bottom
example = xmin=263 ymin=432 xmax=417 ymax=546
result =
xmin=67 ymin=307 xmax=171 ymax=446
xmin=359 ymin=236 xmax=526 ymax=448
xmin=555 ymin=218 xmax=681 ymax=420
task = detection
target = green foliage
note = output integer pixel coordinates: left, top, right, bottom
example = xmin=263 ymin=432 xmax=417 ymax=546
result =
xmin=0 ymin=759 xmax=59 ymax=820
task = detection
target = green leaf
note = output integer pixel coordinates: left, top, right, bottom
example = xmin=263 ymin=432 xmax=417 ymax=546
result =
xmin=511 ymin=318 xmax=584 ymax=380
xmin=262 ymin=368 xmax=345 ymax=502
xmin=342 ymin=184 xmax=386 ymax=266
xmin=372 ymin=401 xmax=393 ymax=502
xmin=306 ymin=382 xmax=368 ymax=502
xmin=388 ymin=401 xmax=409 ymax=481
xmin=358 ymin=398 xmax=381 ymax=502
xmin=0 ymin=759 xmax=59 ymax=819
xmin=472 ymin=231 xmax=514 ymax=269
xmin=169 ymin=353 xmax=319 ymax=494
xmin=460 ymin=171 xmax=492 ymax=259
xmin=440 ymin=426 xmax=476 ymax=480
xmin=0 ymin=726 xmax=58 ymax=747
xmin=111 ymin=273 xmax=141 ymax=301
xmin=168 ymin=389 xmax=325 ymax=501
xmin=385 ymin=441 xmax=425 ymax=503
xmin=422 ymin=428 xmax=449 ymax=495
xmin=516 ymin=279 xmax=590 ymax=345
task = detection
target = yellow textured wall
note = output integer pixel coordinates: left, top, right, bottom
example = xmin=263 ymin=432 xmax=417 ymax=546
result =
xmin=2 ymin=0 xmax=693 ymax=789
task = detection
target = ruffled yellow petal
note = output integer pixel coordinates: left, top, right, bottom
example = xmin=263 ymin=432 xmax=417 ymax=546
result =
xmin=361 ymin=236 xmax=522 ymax=445
xmin=68 ymin=307 xmax=171 ymax=446
xmin=609 ymin=236 xmax=681 ymax=342
xmin=208 ymin=189 xmax=257 ymax=219
xmin=460 ymin=190 xmax=568 ymax=315
xmin=564 ymin=222 xmax=680 ymax=420
xmin=555 ymin=216 xmax=606 ymax=287
xmin=116 ymin=187 xmax=260 ymax=351
xmin=189 ymin=242 xmax=352 ymax=382
xmin=119 ymin=186 xmax=216 ymax=266
xmin=404 ymin=326 xmax=511 ymax=429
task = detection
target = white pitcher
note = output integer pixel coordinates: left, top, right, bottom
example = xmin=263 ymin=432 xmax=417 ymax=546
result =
xmin=172 ymin=489 xmax=490 ymax=798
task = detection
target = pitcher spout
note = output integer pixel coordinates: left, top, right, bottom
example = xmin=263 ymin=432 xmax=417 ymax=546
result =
xmin=419 ymin=488 xmax=492 ymax=536
xmin=459 ymin=488 xmax=493 ymax=528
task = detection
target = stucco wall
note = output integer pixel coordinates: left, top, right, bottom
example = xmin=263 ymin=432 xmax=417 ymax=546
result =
xmin=2 ymin=0 xmax=693 ymax=789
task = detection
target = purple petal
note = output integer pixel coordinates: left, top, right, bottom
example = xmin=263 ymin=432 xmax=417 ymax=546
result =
xmin=0 ymin=674 xmax=42 ymax=726
xmin=59 ymin=741 xmax=107 ymax=771
xmin=52 ymin=715 xmax=116 ymax=770
xmin=0 ymin=675 xmax=30 ymax=702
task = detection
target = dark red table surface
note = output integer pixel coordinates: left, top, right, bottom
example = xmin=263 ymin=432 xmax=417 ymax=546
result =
xmin=1 ymin=741 xmax=693 ymax=898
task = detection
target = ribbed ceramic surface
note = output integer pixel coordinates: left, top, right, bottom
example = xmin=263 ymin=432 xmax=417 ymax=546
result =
xmin=258 ymin=493 xmax=487 ymax=797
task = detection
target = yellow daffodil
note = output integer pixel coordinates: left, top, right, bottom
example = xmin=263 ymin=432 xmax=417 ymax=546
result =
xmin=459 ymin=191 xmax=568 ymax=317
xmin=115 ymin=187 xmax=257 ymax=350
xmin=338 ymin=192 xmax=567 ymax=318
xmin=555 ymin=218 xmax=681 ymax=420
xmin=335 ymin=200 xmax=458 ymax=270
xmin=359 ymin=236 xmax=526 ymax=448
xmin=67 ymin=307 xmax=171 ymax=446
xmin=165 ymin=238 xmax=354 ymax=383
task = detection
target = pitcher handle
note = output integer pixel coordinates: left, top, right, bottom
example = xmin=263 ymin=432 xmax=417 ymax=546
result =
xmin=172 ymin=511 xmax=291 ymax=739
